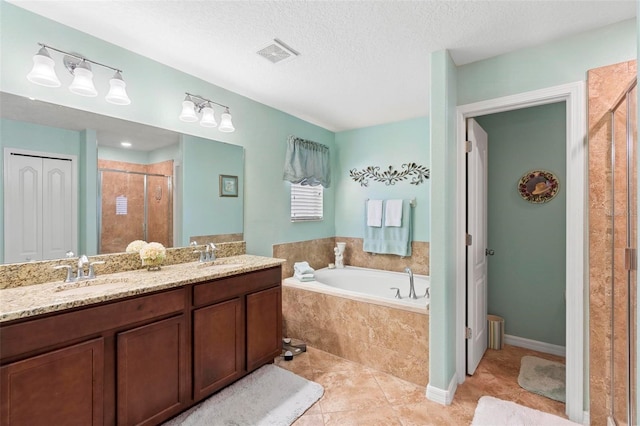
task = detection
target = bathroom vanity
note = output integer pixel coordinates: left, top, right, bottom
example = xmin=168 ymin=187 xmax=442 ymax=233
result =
xmin=0 ymin=255 xmax=283 ymax=426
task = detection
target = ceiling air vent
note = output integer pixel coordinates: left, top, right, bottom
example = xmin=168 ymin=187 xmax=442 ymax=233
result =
xmin=256 ymin=38 xmax=300 ymax=64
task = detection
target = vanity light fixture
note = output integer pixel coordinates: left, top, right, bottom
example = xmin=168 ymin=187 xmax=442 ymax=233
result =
xmin=27 ymin=43 xmax=131 ymax=105
xmin=179 ymin=93 xmax=235 ymax=132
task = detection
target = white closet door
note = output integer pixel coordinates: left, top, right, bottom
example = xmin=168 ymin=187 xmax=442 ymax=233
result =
xmin=5 ymin=154 xmax=42 ymax=263
xmin=42 ymin=158 xmax=74 ymax=260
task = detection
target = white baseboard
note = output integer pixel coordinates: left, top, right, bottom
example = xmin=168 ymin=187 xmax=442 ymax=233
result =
xmin=504 ymin=334 xmax=566 ymax=357
xmin=426 ymin=374 xmax=458 ymax=405
xmin=582 ymin=411 xmax=590 ymax=425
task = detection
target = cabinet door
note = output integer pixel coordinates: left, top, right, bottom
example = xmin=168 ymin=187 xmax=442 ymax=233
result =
xmin=117 ymin=315 xmax=187 ymax=426
xmin=0 ymin=338 xmax=104 ymax=426
xmin=193 ymin=298 xmax=243 ymax=401
xmin=246 ymin=286 xmax=282 ymax=372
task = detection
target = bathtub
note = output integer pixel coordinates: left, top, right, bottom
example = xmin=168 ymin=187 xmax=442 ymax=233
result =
xmin=284 ymin=266 xmax=429 ymax=314
xmin=282 ymin=266 xmax=430 ymax=386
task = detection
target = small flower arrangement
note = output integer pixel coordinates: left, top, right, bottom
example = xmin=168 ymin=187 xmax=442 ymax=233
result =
xmin=126 ymin=240 xmax=147 ymax=253
xmin=139 ymin=242 xmax=166 ymax=270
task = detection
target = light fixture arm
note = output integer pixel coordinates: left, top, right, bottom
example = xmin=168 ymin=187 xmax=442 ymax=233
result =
xmin=37 ymin=42 xmax=123 ymax=74
xmin=185 ymin=92 xmax=229 ymax=111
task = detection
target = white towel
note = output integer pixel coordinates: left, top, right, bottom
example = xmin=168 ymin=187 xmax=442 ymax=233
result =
xmin=294 ymin=261 xmax=314 ymax=275
xmin=367 ymin=199 xmax=383 ymax=227
xmin=294 ymin=272 xmax=315 ymax=282
xmin=384 ymin=199 xmax=404 ymax=227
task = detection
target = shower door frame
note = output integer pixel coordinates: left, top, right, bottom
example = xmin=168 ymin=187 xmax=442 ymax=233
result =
xmin=97 ymin=168 xmax=173 ymax=253
xmin=609 ymin=77 xmax=637 ymax=426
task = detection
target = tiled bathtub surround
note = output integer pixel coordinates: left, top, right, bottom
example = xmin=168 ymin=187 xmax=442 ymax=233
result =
xmin=282 ymin=284 xmax=429 ymax=386
xmin=273 ymin=237 xmax=429 ymax=279
xmin=587 ymin=59 xmax=637 ymax=425
xmin=0 ymin=241 xmax=246 ymax=290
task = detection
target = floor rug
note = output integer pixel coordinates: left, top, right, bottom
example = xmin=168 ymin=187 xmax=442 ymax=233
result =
xmin=471 ymin=396 xmax=579 ymax=426
xmin=163 ymin=364 xmax=324 ymax=426
xmin=517 ymin=355 xmax=566 ymax=403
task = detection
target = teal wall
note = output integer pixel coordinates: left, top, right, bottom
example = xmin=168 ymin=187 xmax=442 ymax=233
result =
xmin=458 ymin=19 xmax=636 ymax=105
xmin=334 ymin=117 xmax=430 ymax=241
xmin=428 ymin=49 xmax=458 ymax=393
xmin=0 ymin=1 xmax=335 ymax=257
xmin=181 ymin=135 xmax=243 ymax=246
xmin=476 ymin=102 xmax=567 ymax=347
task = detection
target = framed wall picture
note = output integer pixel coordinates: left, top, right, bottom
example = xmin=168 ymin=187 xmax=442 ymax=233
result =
xmin=219 ymin=175 xmax=238 ymax=197
xmin=518 ymin=170 xmax=559 ymax=203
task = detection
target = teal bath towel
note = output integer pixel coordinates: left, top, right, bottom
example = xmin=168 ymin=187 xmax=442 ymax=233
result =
xmin=363 ymin=199 xmax=412 ymax=256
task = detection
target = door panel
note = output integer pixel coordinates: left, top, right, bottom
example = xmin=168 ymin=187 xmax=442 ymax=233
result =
xmin=466 ymin=118 xmax=489 ymax=375
xmin=42 ymin=158 xmax=74 ymax=260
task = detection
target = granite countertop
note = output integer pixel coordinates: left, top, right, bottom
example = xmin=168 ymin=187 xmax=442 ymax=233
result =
xmin=0 ymin=255 xmax=285 ymax=323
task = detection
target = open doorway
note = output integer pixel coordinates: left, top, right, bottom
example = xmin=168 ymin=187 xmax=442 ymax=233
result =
xmin=455 ymin=82 xmax=586 ymax=423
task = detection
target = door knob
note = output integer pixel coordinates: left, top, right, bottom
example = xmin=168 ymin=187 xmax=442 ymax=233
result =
xmin=485 ymin=249 xmax=495 ymax=256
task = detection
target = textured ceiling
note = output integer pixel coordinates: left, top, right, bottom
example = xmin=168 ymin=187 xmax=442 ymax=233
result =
xmin=8 ymin=1 xmax=637 ymax=132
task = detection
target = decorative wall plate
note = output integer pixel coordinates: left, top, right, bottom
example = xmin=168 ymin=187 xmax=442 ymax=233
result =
xmin=518 ymin=170 xmax=559 ymax=203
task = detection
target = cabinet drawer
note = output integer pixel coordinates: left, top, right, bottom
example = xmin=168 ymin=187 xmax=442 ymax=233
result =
xmin=193 ymin=266 xmax=281 ymax=307
xmin=1 ymin=289 xmax=185 ymax=360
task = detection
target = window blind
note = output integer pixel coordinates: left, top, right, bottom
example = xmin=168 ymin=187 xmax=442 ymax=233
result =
xmin=291 ymin=183 xmax=323 ymax=221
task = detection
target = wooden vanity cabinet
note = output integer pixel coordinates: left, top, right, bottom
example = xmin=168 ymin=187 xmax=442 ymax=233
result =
xmin=192 ymin=266 xmax=282 ymax=401
xmin=0 ymin=264 xmax=282 ymax=426
xmin=0 ymin=338 xmax=104 ymax=426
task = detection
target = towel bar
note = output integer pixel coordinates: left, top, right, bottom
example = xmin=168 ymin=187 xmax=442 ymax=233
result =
xmin=365 ymin=198 xmax=417 ymax=207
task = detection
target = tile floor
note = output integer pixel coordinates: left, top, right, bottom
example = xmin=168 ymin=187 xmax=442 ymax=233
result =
xmin=275 ymin=344 xmax=568 ymax=425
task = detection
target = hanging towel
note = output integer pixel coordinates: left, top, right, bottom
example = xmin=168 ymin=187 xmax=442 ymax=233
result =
xmin=294 ymin=261 xmax=315 ymax=275
xmin=384 ymin=199 xmax=403 ymax=227
xmin=367 ymin=199 xmax=383 ymax=227
xmin=363 ymin=199 xmax=412 ymax=257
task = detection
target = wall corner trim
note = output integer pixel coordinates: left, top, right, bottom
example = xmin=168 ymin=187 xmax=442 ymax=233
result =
xmin=426 ymin=375 xmax=458 ymax=405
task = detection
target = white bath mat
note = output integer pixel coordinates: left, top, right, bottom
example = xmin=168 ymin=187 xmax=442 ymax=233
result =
xmin=163 ymin=364 xmax=323 ymax=425
xmin=471 ymin=396 xmax=579 ymax=426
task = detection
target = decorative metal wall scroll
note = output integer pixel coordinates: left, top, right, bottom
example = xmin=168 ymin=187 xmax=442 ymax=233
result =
xmin=349 ymin=163 xmax=430 ymax=187
xmin=518 ymin=170 xmax=559 ymax=203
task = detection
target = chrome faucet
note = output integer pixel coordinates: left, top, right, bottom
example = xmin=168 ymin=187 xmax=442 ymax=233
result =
xmin=405 ymin=267 xmax=417 ymax=299
xmin=76 ymin=255 xmax=89 ymax=280
xmin=205 ymin=243 xmax=217 ymax=261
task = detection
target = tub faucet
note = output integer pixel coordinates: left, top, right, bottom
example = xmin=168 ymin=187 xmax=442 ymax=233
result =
xmin=405 ymin=267 xmax=417 ymax=299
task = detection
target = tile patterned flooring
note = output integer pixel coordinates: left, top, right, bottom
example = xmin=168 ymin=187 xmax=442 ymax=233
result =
xmin=275 ymin=344 xmax=567 ymax=425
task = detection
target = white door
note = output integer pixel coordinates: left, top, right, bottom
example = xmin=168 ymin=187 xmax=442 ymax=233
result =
xmin=466 ymin=118 xmax=489 ymax=375
xmin=5 ymin=150 xmax=76 ymax=263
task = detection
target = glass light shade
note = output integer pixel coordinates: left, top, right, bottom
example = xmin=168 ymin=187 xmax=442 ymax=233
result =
xmin=68 ymin=62 xmax=97 ymax=97
xmin=218 ymin=108 xmax=235 ymax=132
xmin=105 ymin=71 xmax=131 ymax=105
xmin=199 ymin=105 xmax=217 ymax=127
xmin=27 ymin=47 xmax=61 ymax=87
xmin=179 ymin=99 xmax=198 ymax=122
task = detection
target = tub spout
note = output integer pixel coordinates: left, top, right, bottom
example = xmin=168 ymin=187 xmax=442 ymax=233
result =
xmin=404 ymin=267 xmax=417 ymax=299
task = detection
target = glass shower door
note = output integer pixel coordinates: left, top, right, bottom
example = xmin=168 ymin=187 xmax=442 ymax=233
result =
xmin=611 ymin=80 xmax=637 ymax=426
xmin=99 ymin=170 xmax=173 ymax=254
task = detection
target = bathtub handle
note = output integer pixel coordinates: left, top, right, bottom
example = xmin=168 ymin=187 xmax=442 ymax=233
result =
xmin=390 ymin=287 xmax=402 ymax=299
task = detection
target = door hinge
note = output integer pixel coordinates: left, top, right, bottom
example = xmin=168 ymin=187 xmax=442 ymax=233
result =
xmin=466 ymin=234 xmax=472 ymax=246
xmin=465 ymin=327 xmax=472 ymax=339
xmin=625 ymin=247 xmax=637 ymax=271
xmin=465 ymin=140 xmax=472 ymax=153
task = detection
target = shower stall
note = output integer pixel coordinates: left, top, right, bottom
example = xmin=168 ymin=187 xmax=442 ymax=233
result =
xmin=98 ymin=167 xmax=173 ymax=254
xmin=609 ymin=77 xmax=637 ymax=426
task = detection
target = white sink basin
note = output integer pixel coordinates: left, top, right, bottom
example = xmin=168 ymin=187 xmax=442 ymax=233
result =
xmin=196 ymin=262 xmax=244 ymax=270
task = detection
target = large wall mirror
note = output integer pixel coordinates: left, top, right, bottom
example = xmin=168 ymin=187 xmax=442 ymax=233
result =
xmin=0 ymin=92 xmax=244 ymax=264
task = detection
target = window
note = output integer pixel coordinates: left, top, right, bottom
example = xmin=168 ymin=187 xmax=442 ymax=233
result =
xmin=290 ymin=183 xmax=323 ymax=221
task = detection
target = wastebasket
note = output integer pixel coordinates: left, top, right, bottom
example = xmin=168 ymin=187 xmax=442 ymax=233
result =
xmin=487 ymin=315 xmax=504 ymax=350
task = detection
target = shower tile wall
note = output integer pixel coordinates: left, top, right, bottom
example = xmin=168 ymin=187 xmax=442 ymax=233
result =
xmin=587 ymin=59 xmax=636 ymax=426
xmin=273 ymin=237 xmax=429 ymax=279
xmin=99 ymin=159 xmax=173 ymax=253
